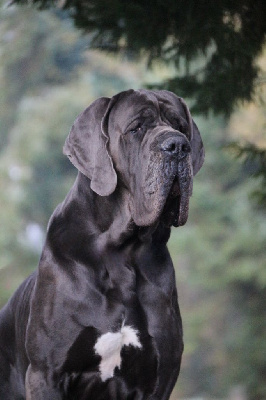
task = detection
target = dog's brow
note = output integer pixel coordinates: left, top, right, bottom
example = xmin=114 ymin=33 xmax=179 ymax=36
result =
xmin=125 ymin=108 xmax=156 ymax=129
xmin=161 ymin=106 xmax=186 ymax=124
xmin=141 ymin=108 xmax=156 ymax=118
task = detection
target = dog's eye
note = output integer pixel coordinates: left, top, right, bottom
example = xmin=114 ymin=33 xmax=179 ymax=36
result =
xmin=129 ymin=123 xmax=142 ymax=134
xmin=173 ymin=120 xmax=188 ymax=135
xmin=177 ymin=123 xmax=185 ymax=134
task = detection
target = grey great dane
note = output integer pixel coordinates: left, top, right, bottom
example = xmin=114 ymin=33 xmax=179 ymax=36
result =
xmin=0 ymin=89 xmax=204 ymax=399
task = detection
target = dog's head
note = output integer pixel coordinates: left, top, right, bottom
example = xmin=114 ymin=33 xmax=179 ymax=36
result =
xmin=64 ymin=89 xmax=204 ymax=228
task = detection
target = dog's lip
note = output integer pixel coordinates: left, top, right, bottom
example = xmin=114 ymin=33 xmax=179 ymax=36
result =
xmin=162 ymin=173 xmax=191 ymax=227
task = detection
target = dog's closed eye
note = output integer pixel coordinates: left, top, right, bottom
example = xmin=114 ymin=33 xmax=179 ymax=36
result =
xmin=128 ymin=123 xmax=142 ymax=134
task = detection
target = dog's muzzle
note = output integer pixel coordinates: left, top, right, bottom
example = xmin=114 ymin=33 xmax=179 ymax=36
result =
xmin=159 ymin=133 xmax=192 ymax=227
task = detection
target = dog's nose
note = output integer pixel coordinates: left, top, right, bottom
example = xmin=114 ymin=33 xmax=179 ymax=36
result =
xmin=160 ymin=135 xmax=191 ymax=159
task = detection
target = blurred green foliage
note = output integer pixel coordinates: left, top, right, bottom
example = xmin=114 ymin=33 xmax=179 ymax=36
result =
xmin=169 ymin=115 xmax=266 ymax=398
xmin=227 ymin=142 xmax=266 ymax=209
xmin=0 ymin=2 xmax=265 ymax=399
xmin=13 ymin=0 xmax=266 ymax=117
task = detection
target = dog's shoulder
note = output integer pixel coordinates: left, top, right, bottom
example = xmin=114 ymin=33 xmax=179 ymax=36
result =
xmin=2 ymin=272 xmax=37 ymax=322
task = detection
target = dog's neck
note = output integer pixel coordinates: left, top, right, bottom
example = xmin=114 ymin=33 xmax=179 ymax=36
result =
xmin=49 ymin=173 xmax=171 ymax=257
xmin=75 ymin=173 xmax=135 ymax=246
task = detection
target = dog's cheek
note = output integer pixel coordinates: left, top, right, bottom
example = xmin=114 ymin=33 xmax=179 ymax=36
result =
xmin=129 ymin=188 xmax=163 ymax=227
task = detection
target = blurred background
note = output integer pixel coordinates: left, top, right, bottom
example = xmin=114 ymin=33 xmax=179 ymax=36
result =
xmin=0 ymin=1 xmax=265 ymax=399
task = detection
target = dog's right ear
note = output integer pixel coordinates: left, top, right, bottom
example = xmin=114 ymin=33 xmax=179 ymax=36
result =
xmin=63 ymin=97 xmax=117 ymax=196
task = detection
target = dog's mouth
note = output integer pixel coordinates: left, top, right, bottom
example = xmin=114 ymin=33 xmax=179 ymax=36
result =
xmin=161 ymin=167 xmax=192 ymax=228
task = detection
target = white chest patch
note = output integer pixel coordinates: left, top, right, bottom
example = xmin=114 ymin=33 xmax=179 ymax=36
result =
xmin=94 ymin=325 xmax=142 ymax=382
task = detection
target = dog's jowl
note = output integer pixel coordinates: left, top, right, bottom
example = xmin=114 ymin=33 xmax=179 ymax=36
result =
xmin=0 ymin=89 xmax=204 ymax=400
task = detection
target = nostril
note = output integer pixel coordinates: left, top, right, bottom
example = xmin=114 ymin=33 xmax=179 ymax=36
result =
xmin=162 ymin=140 xmax=179 ymax=153
xmin=169 ymin=143 xmax=177 ymax=153
xmin=160 ymin=135 xmax=191 ymax=158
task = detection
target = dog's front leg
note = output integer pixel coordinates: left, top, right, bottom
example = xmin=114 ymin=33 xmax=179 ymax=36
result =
xmin=25 ymin=365 xmax=61 ymax=400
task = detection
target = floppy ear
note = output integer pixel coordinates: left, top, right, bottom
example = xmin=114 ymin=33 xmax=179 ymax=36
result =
xmin=63 ymin=97 xmax=117 ymax=196
xmin=190 ymin=120 xmax=205 ymax=175
xmin=178 ymin=97 xmax=205 ymax=176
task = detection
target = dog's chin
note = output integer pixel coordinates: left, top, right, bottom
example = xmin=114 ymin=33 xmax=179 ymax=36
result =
xmin=161 ymin=176 xmax=191 ymax=228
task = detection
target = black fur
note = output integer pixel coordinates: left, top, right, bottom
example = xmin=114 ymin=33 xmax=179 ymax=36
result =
xmin=0 ymin=89 xmax=204 ymax=399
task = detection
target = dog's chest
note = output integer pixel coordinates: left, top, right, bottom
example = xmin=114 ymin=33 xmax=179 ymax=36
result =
xmin=51 ymin=252 xmax=180 ymax=397
xmin=61 ymin=318 xmax=158 ymax=397
xmin=59 ymin=263 xmax=175 ymax=396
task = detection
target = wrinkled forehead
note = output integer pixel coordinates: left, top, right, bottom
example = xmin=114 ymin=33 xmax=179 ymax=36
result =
xmin=109 ymin=89 xmax=186 ymax=127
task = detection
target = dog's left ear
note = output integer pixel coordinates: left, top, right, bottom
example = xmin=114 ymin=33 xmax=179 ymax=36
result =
xmin=179 ymin=98 xmax=205 ymax=175
xmin=63 ymin=96 xmax=119 ymax=196
xmin=190 ymin=120 xmax=205 ymax=175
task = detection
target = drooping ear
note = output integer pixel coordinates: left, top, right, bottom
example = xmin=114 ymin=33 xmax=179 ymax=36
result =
xmin=190 ymin=119 xmax=205 ymax=175
xmin=63 ymin=97 xmax=117 ymax=196
xmin=179 ymin=97 xmax=205 ymax=175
